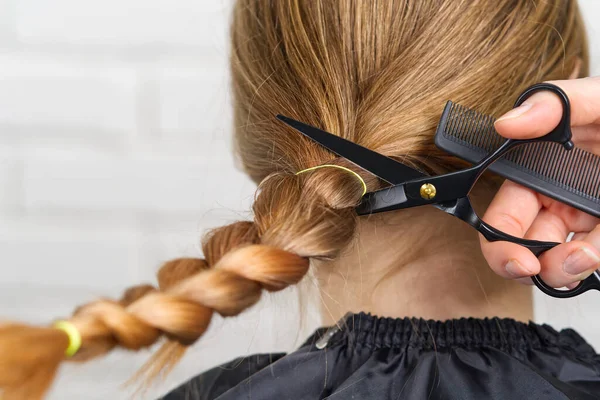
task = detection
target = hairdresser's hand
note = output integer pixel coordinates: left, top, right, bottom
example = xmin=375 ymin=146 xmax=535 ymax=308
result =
xmin=481 ymin=76 xmax=600 ymax=288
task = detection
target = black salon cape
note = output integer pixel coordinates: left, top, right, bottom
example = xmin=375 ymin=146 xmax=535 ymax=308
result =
xmin=160 ymin=313 xmax=600 ymax=399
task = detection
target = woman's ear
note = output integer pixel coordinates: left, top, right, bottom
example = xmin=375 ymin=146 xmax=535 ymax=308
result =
xmin=569 ymin=57 xmax=582 ymax=79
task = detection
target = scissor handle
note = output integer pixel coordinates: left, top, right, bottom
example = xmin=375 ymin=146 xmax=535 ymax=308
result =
xmin=511 ymin=83 xmax=574 ymax=149
xmin=482 ymin=83 xmax=599 ymax=298
xmin=447 ymin=83 xmax=575 ymax=199
xmin=432 ymin=83 xmax=595 ymax=298
xmin=480 ymin=84 xmax=574 ymax=179
xmin=531 ymin=272 xmax=600 ymax=298
xmin=477 ymin=218 xmax=558 ymax=255
xmin=477 ymin=219 xmax=600 ymax=298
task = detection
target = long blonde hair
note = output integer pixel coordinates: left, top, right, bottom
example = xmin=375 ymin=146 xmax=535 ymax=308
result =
xmin=0 ymin=1 xmax=588 ymax=398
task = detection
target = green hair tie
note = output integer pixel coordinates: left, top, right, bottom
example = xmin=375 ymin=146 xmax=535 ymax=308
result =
xmin=54 ymin=320 xmax=82 ymax=357
xmin=295 ymin=164 xmax=367 ymax=196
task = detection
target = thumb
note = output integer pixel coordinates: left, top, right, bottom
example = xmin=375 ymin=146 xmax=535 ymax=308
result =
xmin=494 ymin=90 xmax=563 ymax=140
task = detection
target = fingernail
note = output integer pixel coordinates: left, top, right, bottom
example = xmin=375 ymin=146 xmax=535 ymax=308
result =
xmin=516 ymin=277 xmax=535 ymax=286
xmin=566 ymin=281 xmax=581 ymax=290
xmin=505 ymin=259 xmax=529 ymax=277
xmin=496 ymin=103 xmax=533 ymax=122
xmin=563 ymin=247 xmax=600 ymax=276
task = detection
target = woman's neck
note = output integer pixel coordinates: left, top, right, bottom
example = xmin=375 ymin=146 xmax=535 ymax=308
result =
xmin=315 ymin=202 xmax=533 ymax=326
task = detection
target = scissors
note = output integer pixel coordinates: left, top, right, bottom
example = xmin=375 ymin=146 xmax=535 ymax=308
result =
xmin=276 ymin=83 xmax=600 ymax=299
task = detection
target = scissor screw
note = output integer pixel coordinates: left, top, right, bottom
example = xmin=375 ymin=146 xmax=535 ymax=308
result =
xmin=420 ymin=183 xmax=436 ymax=200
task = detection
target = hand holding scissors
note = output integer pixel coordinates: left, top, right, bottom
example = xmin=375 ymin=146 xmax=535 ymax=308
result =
xmin=278 ymin=82 xmax=600 ymax=299
xmin=485 ymin=78 xmax=600 ymax=291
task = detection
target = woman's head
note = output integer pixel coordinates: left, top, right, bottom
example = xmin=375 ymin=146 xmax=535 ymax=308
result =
xmin=231 ymin=0 xmax=587 ymax=183
xmin=229 ymin=0 xmax=588 ymax=323
xmin=0 ymin=1 xmax=588 ymax=398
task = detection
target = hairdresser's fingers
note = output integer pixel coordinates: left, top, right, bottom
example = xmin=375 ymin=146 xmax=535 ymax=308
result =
xmin=563 ymin=233 xmax=588 ymax=289
xmin=539 ymin=196 xmax=600 ymax=233
xmin=524 ymin=209 xmax=569 ymax=242
xmin=571 ymin=124 xmax=600 ymax=154
xmin=534 ymin=235 xmax=600 ymax=288
xmin=572 ymin=124 xmax=600 ymax=144
xmin=516 ymin=277 xmax=535 ymax=286
xmin=572 ymin=232 xmax=588 ymax=241
xmin=526 ymin=207 xmax=599 ymax=241
xmin=480 ymin=181 xmax=543 ymax=279
xmin=525 ymin=210 xmax=599 ymax=287
xmin=585 ymin=225 xmax=600 ymax=255
xmin=574 ymin=139 xmax=600 ymax=155
xmin=479 ymin=237 xmax=541 ymax=280
xmin=494 ymin=77 xmax=600 ymax=139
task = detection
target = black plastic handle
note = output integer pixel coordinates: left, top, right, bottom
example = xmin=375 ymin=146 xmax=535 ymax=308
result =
xmin=531 ymin=272 xmax=600 ymax=298
xmin=438 ymin=195 xmax=600 ymax=298
xmin=477 ymin=220 xmax=558 ymax=256
xmin=428 ymin=83 xmax=576 ymax=208
xmin=502 ymin=83 xmax=599 ymax=298
xmin=512 ymin=82 xmax=574 ymax=149
xmin=481 ymin=220 xmax=600 ymax=298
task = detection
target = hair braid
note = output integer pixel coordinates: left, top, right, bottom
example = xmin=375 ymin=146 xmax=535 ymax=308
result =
xmin=0 ymin=164 xmax=371 ymax=399
xmin=131 ymin=222 xmax=259 ymax=386
xmin=1 ymin=0 xmax=587 ymax=397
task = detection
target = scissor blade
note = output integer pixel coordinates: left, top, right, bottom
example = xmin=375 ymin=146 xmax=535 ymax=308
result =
xmin=357 ymin=182 xmax=459 ymax=215
xmin=356 ymin=184 xmax=410 ymax=215
xmin=277 ymin=115 xmax=425 ymax=185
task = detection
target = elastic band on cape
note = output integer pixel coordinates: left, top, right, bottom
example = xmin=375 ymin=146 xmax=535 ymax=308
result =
xmin=295 ymin=165 xmax=367 ymax=196
xmin=53 ymin=320 xmax=82 ymax=357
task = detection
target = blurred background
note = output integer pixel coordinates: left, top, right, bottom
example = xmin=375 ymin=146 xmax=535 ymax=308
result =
xmin=0 ymin=0 xmax=598 ymax=398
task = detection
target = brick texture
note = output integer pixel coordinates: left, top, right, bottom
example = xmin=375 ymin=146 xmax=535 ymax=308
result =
xmin=0 ymin=55 xmax=137 ymax=135
xmin=15 ymin=0 xmax=230 ymax=48
xmin=0 ymin=0 xmax=599 ymax=399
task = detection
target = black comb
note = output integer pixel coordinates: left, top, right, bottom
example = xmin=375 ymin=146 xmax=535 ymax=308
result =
xmin=435 ymin=101 xmax=600 ymax=218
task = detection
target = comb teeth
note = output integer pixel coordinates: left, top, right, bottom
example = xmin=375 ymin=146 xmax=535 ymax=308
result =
xmin=434 ymin=101 xmax=600 ymax=218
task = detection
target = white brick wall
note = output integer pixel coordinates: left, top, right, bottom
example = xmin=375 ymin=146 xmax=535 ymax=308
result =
xmin=0 ymin=55 xmax=137 ymax=135
xmin=15 ymin=0 xmax=230 ymax=48
xmin=0 ymin=145 xmax=22 ymax=211
xmin=0 ymin=1 xmax=599 ymax=399
xmin=157 ymin=66 xmax=231 ymax=135
xmin=23 ymin=151 xmax=247 ymax=212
